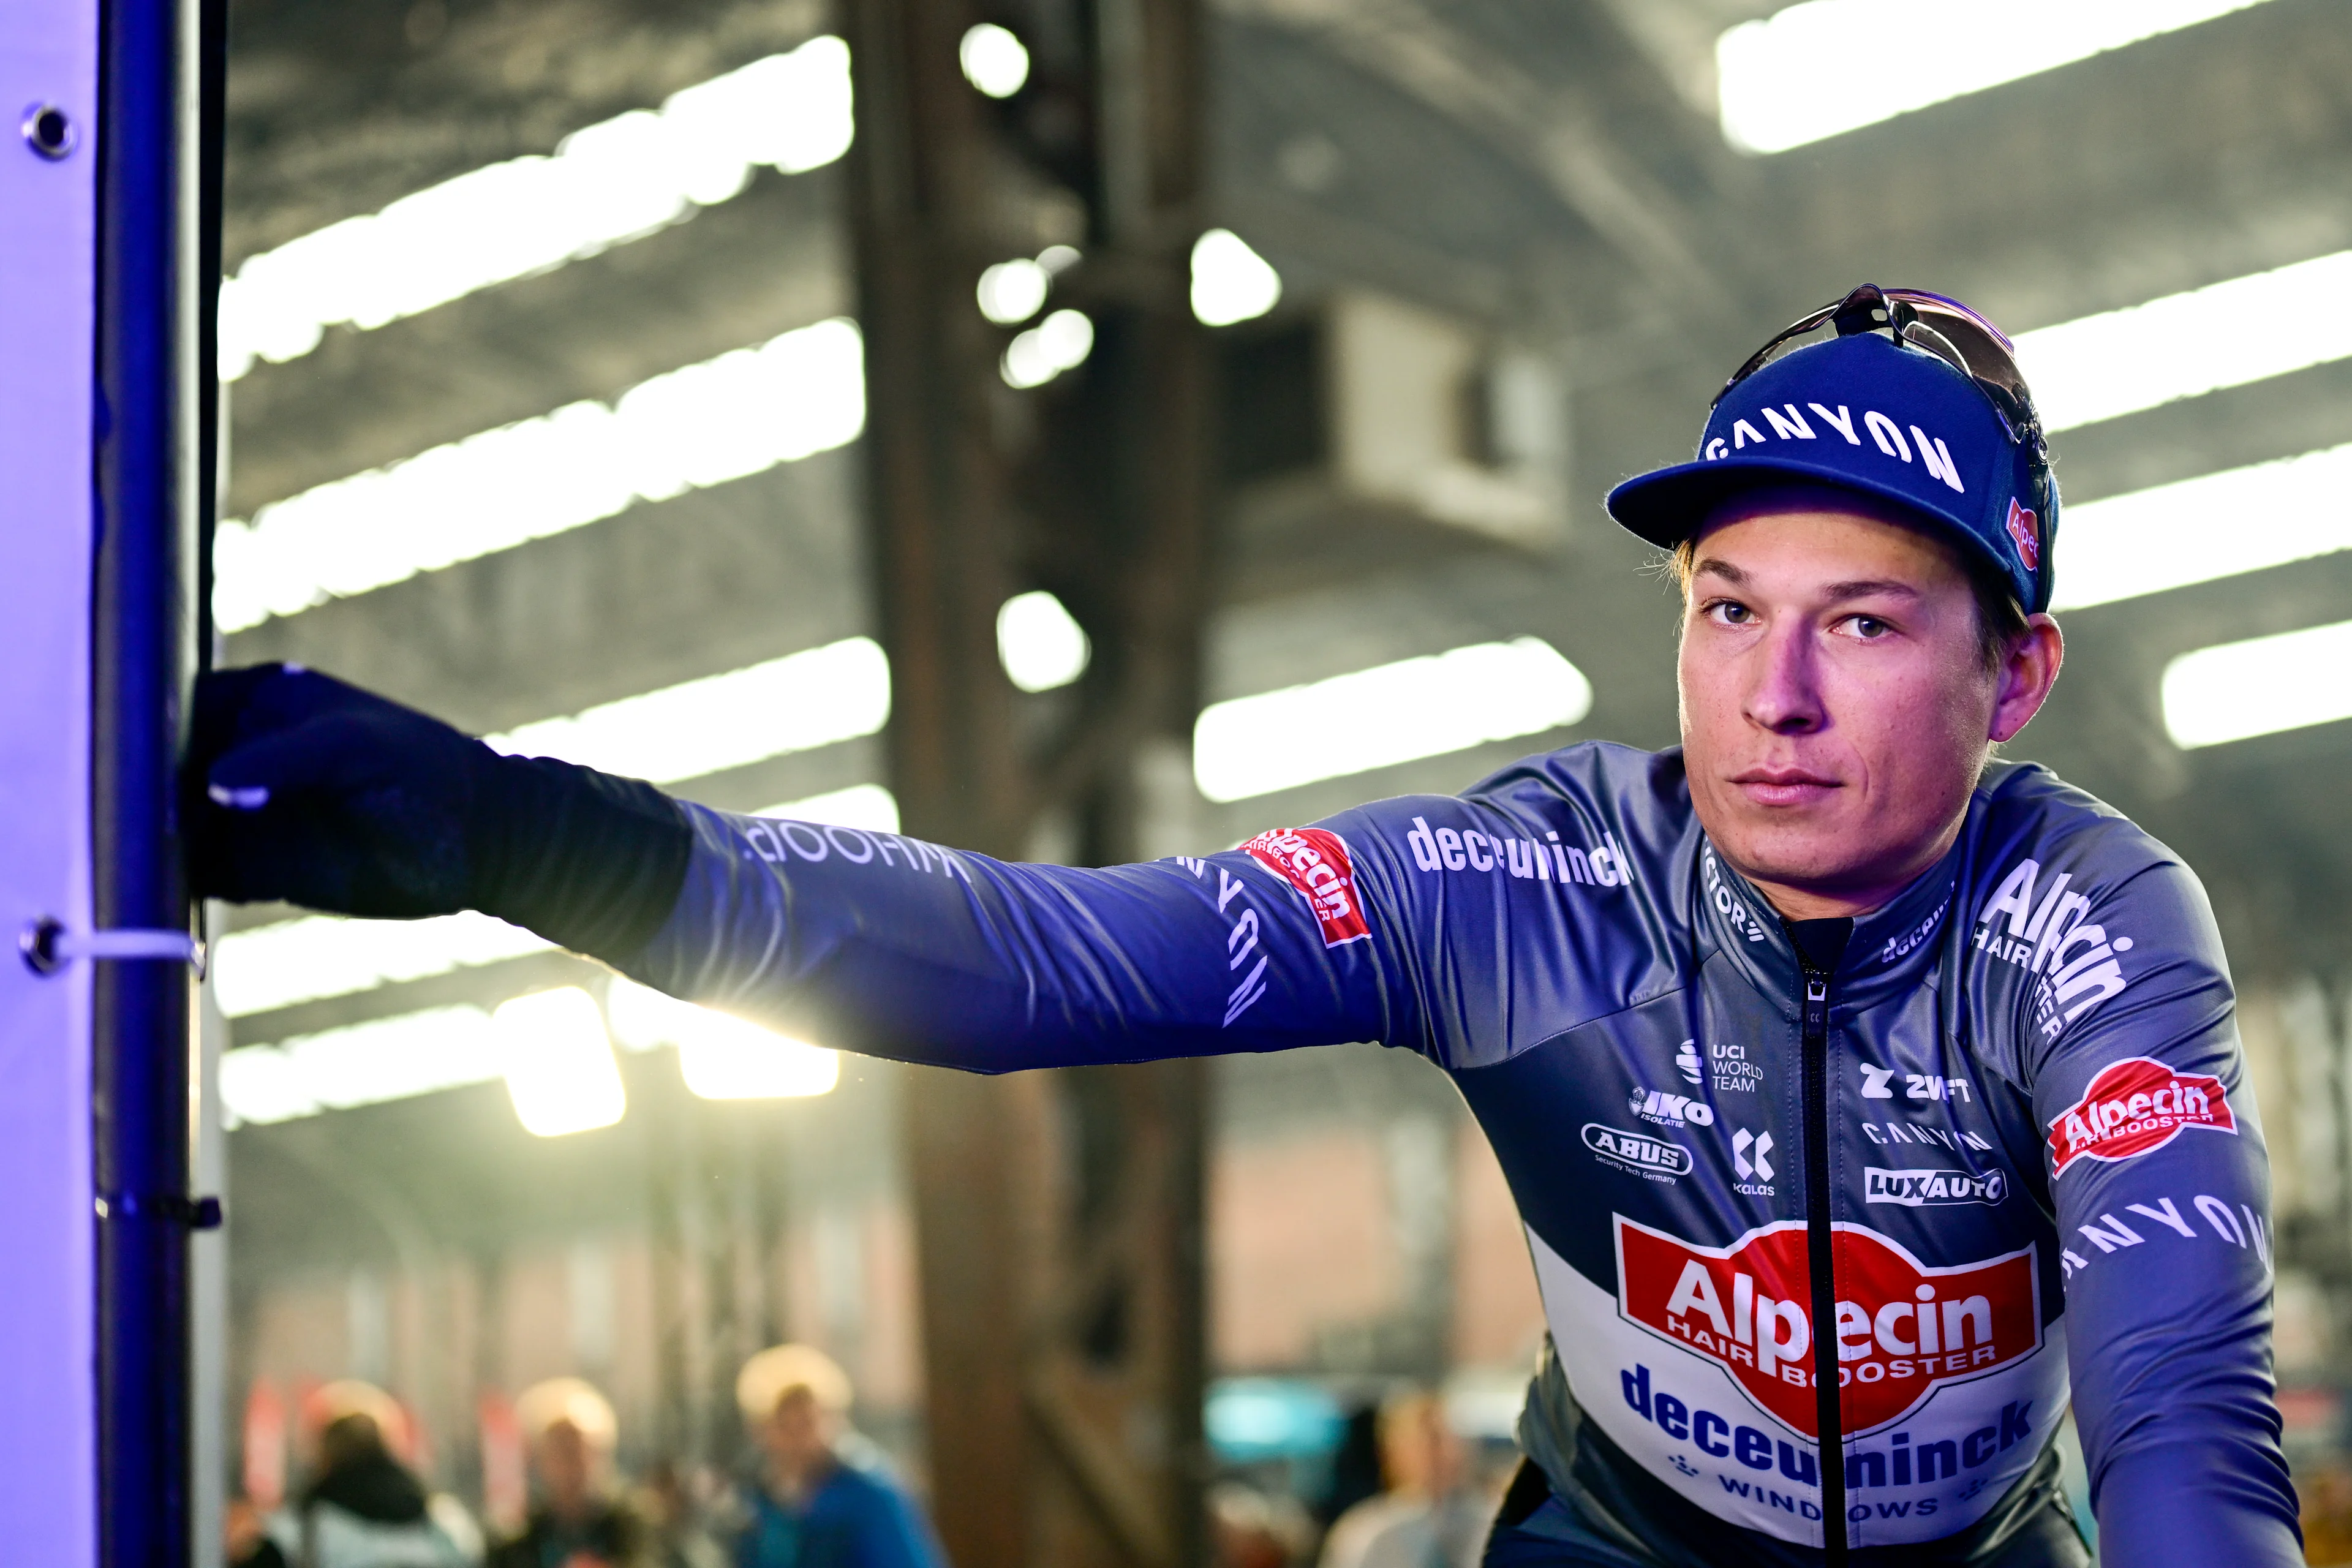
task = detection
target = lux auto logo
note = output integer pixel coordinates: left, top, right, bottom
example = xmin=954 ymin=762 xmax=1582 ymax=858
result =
xmin=1613 ymin=1216 xmax=2041 ymax=1437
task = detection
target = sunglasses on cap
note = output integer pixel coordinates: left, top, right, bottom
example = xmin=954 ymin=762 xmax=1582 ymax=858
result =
xmin=1715 ymin=284 xmax=2047 ymax=466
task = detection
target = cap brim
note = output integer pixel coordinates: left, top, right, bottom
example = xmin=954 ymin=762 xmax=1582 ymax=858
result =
xmin=1605 ymin=452 xmax=2021 ymax=593
xmin=1607 ymin=453 xmax=1964 ymax=548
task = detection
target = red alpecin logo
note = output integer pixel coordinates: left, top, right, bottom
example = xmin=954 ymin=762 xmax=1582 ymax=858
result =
xmin=1243 ymin=827 xmax=1371 ymax=948
xmin=1614 ymin=1216 xmax=2040 ymax=1438
xmin=2046 ymin=1056 xmax=2234 ymax=1177
xmin=2005 ymin=497 xmax=2040 ymax=570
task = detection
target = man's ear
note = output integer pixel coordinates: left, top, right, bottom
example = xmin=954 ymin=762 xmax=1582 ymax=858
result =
xmin=1990 ymin=614 xmax=2065 ymax=744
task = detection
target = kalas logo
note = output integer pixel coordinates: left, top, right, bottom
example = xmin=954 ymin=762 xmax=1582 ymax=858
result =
xmin=1613 ymin=1217 xmax=2040 ymax=1438
xmin=1583 ymin=1124 xmax=1692 ymax=1177
xmin=1243 ymin=827 xmax=1370 ymax=949
xmin=2004 ymin=497 xmax=2040 ymax=571
xmin=2047 ymin=1057 xmax=2234 ymax=1177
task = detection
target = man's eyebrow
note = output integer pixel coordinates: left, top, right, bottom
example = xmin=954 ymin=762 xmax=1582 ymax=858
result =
xmin=1819 ymin=579 xmax=1923 ymax=601
xmin=1689 ymin=560 xmax=1925 ymax=601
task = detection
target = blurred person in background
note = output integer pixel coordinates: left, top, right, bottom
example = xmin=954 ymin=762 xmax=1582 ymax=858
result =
xmin=731 ymin=1344 xmax=946 ymax=1568
xmin=1213 ymin=1481 xmax=1317 ymax=1568
xmin=233 ymin=1379 xmax=481 ymax=1568
xmin=639 ymin=1458 xmax=728 ymax=1568
xmin=1319 ymin=1392 xmax=1491 ymax=1568
xmin=488 ymin=1378 xmax=654 ymax=1568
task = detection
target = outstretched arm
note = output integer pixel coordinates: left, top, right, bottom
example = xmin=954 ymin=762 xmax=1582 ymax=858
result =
xmin=189 ymin=664 xmax=1398 ymax=1072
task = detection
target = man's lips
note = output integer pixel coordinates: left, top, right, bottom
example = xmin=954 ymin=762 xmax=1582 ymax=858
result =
xmin=1728 ymin=767 xmax=1842 ymax=808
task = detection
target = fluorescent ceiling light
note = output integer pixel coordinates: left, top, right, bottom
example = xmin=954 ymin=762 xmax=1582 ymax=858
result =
xmin=1194 ymin=636 xmax=1592 ymax=804
xmin=488 ymin=635 xmax=889 ymax=783
xmin=2162 ymin=619 xmax=2352 ymax=749
xmin=750 ymin=783 xmax=902 ymax=832
xmin=2017 ymin=251 xmax=2352 ymax=431
xmin=1190 ymin=229 xmax=1281 ymax=328
xmin=212 ymin=781 xmax=895 ymax=1031
xmin=959 ymin=23 xmax=1030 ymax=99
xmin=607 ymin=978 xmax=839 ymax=1099
xmin=495 ymin=988 xmax=628 ymax=1136
xmin=219 ymin=36 xmax=853 ymax=379
xmin=220 ymin=1005 xmax=499 ymax=1126
xmin=214 ymin=317 xmax=864 ymax=631
xmin=1717 ymin=1 xmax=2273 ymax=154
xmin=2052 ymin=441 xmax=2352 ymax=611
xmin=213 ymin=910 xmax=552 ymax=1019
xmin=1001 ymin=309 xmax=1095 ymax=389
xmin=997 ymin=590 xmax=1090 ymax=692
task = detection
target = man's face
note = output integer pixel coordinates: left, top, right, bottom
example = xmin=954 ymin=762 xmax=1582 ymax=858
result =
xmin=756 ymin=1389 xmax=835 ymax=1476
xmin=1677 ymin=493 xmax=2059 ymax=918
xmin=534 ymin=1419 xmax=595 ymax=1513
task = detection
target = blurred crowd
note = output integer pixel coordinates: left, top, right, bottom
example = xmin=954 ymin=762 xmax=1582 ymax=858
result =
xmin=1212 ymin=1388 xmax=1514 ymax=1568
xmin=223 ymin=1349 xmax=1514 ymax=1568
xmin=224 ymin=1344 xmax=944 ymax=1568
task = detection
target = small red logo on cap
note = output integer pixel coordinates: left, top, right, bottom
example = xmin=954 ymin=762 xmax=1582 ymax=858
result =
xmin=2005 ymin=497 xmax=2040 ymax=570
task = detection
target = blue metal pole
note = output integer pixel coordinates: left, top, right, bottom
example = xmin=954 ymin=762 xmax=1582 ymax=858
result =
xmin=92 ymin=0 xmax=211 ymax=1558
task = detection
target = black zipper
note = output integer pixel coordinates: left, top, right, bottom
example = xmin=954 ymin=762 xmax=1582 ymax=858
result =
xmin=1801 ymin=962 xmax=1846 ymax=1562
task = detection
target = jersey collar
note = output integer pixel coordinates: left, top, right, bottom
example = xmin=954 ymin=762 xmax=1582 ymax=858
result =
xmin=1698 ymin=835 xmax=1965 ymax=1014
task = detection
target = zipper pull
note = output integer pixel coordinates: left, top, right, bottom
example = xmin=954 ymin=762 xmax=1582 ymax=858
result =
xmin=1804 ymin=976 xmax=1829 ymax=1040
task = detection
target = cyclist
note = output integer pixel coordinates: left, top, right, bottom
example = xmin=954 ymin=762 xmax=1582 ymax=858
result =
xmin=192 ymin=285 xmax=2300 ymax=1565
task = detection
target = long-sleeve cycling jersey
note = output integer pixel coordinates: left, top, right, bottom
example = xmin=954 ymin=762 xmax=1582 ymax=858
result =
xmin=620 ymin=743 xmax=2299 ymax=1564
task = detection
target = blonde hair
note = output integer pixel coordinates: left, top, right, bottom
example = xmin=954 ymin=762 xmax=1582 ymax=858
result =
xmin=736 ymin=1344 xmax=854 ymax=1424
xmin=515 ymin=1376 xmax=618 ymax=1451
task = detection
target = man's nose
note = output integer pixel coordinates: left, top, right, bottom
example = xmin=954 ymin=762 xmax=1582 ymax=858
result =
xmin=1744 ymin=623 xmax=1825 ymax=734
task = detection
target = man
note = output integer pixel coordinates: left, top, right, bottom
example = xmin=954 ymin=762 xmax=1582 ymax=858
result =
xmin=729 ymin=1344 xmax=947 ymax=1568
xmin=489 ymin=1378 xmax=655 ymax=1568
xmin=1319 ymin=1391 xmax=1492 ymax=1568
xmin=192 ymin=285 xmax=2299 ymax=1564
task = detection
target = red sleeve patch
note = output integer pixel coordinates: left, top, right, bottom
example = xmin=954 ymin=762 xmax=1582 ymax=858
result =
xmin=2047 ymin=1056 xmax=2235 ymax=1176
xmin=1243 ymin=827 xmax=1372 ymax=949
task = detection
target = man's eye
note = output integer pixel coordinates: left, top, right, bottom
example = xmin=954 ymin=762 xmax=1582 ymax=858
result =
xmin=1850 ymin=616 xmax=1890 ymax=639
xmin=1708 ymin=602 xmax=1754 ymax=625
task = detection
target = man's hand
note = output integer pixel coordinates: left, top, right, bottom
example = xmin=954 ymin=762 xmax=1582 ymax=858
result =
xmin=187 ymin=663 xmax=496 ymax=918
xmin=186 ymin=663 xmax=692 ymax=960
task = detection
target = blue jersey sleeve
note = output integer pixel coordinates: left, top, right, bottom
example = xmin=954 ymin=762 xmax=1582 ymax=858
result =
xmin=2027 ymin=858 xmax=2301 ymax=1564
xmin=620 ymin=801 xmax=1405 ymax=1069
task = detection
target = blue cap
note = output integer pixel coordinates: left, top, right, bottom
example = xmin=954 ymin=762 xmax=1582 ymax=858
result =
xmin=1606 ymin=331 xmax=2055 ymax=612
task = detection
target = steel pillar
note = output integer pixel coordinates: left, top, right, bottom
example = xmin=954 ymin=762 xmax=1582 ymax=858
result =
xmin=843 ymin=0 xmax=1212 ymax=1562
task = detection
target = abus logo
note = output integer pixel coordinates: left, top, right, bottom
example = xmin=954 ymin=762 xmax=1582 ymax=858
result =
xmin=1630 ymin=1088 xmax=1714 ymax=1128
xmin=1613 ymin=1217 xmax=2040 ymax=1438
xmin=1583 ymin=1124 xmax=1692 ymax=1177
xmin=1865 ymin=1166 xmax=2006 ymax=1207
xmin=1243 ymin=827 xmax=1370 ymax=949
xmin=2047 ymin=1057 xmax=2234 ymax=1177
